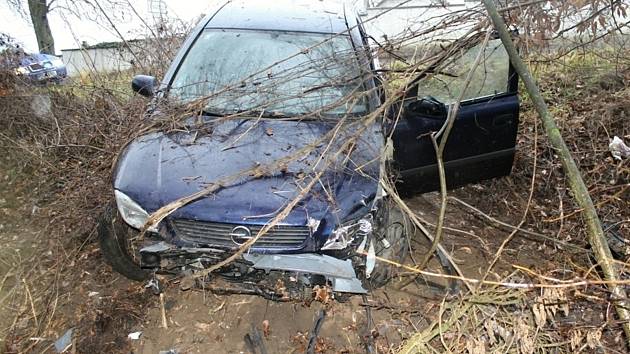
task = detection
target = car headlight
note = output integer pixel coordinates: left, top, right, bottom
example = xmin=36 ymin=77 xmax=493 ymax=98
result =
xmin=114 ymin=190 xmax=156 ymax=231
xmin=322 ymin=217 xmax=373 ymax=250
xmin=14 ymin=66 xmax=29 ymax=75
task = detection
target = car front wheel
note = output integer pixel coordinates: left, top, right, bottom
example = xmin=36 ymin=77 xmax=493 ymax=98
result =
xmin=98 ymin=203 xmax=149 ymax=281
xmin=363 ymin=202 xmax=411 ymax=289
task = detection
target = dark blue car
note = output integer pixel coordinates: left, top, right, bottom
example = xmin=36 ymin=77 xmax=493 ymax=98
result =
xmin=99 ymin=0 xmax=519 ymax=298
xmin=14 ymin=52 xmax=67 ymax=83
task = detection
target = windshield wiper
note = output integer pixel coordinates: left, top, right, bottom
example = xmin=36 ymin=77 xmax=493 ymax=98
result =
xmin=199 ymin=109 xmax=290 ymax=119
xmin=234 ymin=109 xmax=290 ymax=118
xmin=199 ymin=109 xmax=226 ymax=117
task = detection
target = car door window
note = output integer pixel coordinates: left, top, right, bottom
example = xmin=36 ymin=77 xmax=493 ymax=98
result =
xmin=415 ymin=38 xmax=510 ymax=104
xmin=392 ymin=37 xmax=520 ymax=194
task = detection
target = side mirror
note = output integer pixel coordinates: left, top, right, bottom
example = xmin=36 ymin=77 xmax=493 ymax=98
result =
xmin=408 ymin=96 xmax=447 ymax=119
xmin=131 ymin=75 xmax=157 ymax=97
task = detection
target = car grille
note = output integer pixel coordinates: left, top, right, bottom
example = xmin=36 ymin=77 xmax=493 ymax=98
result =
xmin=172 ymin=219 xmax=310 ymax=249
xmin=29 ymin=63 xmax=43 ymax=71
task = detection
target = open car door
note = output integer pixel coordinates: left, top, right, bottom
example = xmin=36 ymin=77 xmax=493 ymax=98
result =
xmin=391 ymin=36 xmax=520 ymax=193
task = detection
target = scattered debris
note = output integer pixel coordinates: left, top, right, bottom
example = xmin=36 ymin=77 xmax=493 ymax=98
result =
xmin=361 ymin=295 xmax=376 ymax=354
xmin=313 ymin=285 xmax=331 ymax=304
xmin=244 ymin=324 xmax=268 ymax=354
xmin=609 ymin=136 xmax=630 ymax=160
xmin=210 ymin=301 xmax=225 ymax=313
xmin=145 ymin=277 xmax=161 ymax=295
xmin=127 ymin=331 xmax=142 ymax=340
xmin=262 ymin=319 xmax=270 ymax=338
xmin=179 ymin=276 xmax=195 ymax=291
xmin=306 ymin=310 xmax=326 ymax=354
xmin=160 ymin=293 xmax=168 ymax=329
xmin=194 ymin=322 xmax=211 ymax=331
xmin=54 ymin=328 xmax=73 ymax=353
xmin=158 ymin=350 xmax=179 ymax=354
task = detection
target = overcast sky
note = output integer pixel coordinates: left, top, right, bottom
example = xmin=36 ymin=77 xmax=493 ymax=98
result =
xmin=0 ymin=0 xmax=222 ymax=54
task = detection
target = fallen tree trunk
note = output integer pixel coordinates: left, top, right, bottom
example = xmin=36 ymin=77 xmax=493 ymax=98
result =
xmin=482 ymin=0 xmax=630 ymax=346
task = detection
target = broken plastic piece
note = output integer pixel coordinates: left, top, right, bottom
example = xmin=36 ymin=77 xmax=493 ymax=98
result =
xmin=609 ymin=136 xmax=630 ymax=160
xmin=365 ymin=240 xmax=376 ymax=277
xmin=358 ymin=218 xmax=373 ymax=234
xmin=243 ymin=253 xmax=367 ymax=293
xmin=128 ymin=331 xmax=142 ymax=340
xmin=54 ymin=328 xmax=73 ymax=353
xmin=307 ymin=217 xmax=321 ymax=233
xmin=145 ymin=275 xmax=161 ymax=295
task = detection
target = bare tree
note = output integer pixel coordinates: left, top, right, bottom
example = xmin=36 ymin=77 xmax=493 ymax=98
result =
xmin=27 ymin=0 xmax=55 ymax=54
xmin=7 ymin=0 xmax=55 ymax=54
xmin=6 ymin=0 xmax=131 ymax=55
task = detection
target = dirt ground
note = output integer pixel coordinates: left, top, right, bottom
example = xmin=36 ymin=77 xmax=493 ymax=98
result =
xmin=127 ymin=193 xmax=481 ymax=353
xmin=0 ymin=157 xmax=559 ymax=353
xmin=125 ymin=188 xmax=579 ymax=353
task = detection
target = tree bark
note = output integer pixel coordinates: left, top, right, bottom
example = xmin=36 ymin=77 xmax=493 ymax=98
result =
xmin=27 ymin=0 xmax=55 ymax=54
xmin=482 ymin=0 xmax=630 ymax=347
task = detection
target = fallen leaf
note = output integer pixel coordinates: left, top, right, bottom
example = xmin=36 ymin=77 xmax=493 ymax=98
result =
xmin=195 ymin=322 xmax=211 ymax=331
xmin=262 ymin=320 xmax=270 ymax=338
xmin=313 ymin=285 xmax=331 ymax=304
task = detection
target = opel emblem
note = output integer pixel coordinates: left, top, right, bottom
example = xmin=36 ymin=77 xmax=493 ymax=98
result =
xmin=229 ymin=225 xmax=252 ymax=245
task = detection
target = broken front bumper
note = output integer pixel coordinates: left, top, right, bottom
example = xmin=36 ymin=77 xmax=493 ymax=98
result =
xmin=135 ymin=209 xmax=379 ymax=295
xmin=138 ymin=215 xmax=377 ymax=296
xmin=243 ymin=253 xmax=367 ymax=294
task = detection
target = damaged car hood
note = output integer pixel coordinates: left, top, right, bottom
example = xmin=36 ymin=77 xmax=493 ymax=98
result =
xmin=114 ymin=118 xmax=384 ymax=233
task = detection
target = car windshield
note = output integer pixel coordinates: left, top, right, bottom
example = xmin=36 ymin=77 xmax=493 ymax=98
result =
xmin=169 ymin=29 xmax=368 ymax=117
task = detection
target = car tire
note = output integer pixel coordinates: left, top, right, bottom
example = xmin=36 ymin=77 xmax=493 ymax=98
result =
xmin=364 ymin=202 xmax=410 ymax=289
xmin=98 ymin=203 xmax=149 ymax=281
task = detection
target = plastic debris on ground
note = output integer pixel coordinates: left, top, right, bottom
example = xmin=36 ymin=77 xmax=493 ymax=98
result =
xmin=609 ymin=136 xmax=630 ymax=160
xmin=128 ymin=331 xmax=142 ymax=340
xmin=54 ymin=328 xmax=73 ymax=353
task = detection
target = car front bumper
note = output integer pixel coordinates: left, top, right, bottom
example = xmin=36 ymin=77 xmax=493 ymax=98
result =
xmin=25 ymin=68 xmax=66 ymax=82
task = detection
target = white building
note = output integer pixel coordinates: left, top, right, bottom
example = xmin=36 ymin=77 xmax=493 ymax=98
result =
xmin=354 ymin=0 xmax=479 ymax=41
xmin=61 ymin=41 xmax=137 ymax=77
xmin=60 ymin=1 xmax=473 ymax=76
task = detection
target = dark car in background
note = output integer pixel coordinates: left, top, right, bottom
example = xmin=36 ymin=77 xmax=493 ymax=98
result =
xmin=99 ymin=0 xmax=520 ymax=299
xmin=13 ymin=52 xmax=67 ymax=83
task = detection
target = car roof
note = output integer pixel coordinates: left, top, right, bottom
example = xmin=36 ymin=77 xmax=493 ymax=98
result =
xmin=205 ymin=0 xmax=350 ymax=34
